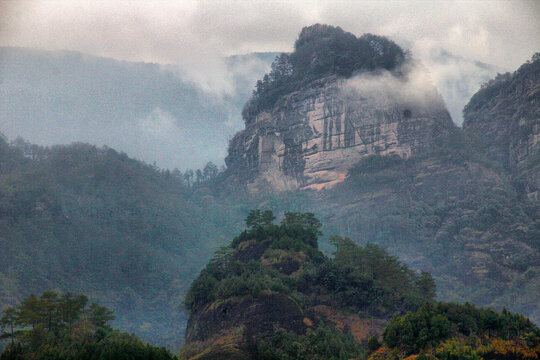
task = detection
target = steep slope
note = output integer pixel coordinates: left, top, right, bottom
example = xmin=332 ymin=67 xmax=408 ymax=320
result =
xmin=463 ymin=53 xmax=540 ymax=197
xmin=0 ymin=137 xmax=240 ymax=347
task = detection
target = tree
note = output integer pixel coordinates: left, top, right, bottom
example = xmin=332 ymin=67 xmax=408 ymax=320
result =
xmin=60 ymin=293 xmax=88 ymax=334
xmin=0 ymin=307 xmax=17 ymax=345
xmin=246 ymin=209 xmax=262 ymax=228
xmin=87 ymin=303 xmax=115 ymax=329
xmin=261 ymin=210 xmax=276 ymax=225
xmin=202 ymin=162 xmax=219 ymax=181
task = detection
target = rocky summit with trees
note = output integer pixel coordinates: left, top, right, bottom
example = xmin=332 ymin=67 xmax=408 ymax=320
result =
xmin=179 ymin=211 xmax=540 ymax=360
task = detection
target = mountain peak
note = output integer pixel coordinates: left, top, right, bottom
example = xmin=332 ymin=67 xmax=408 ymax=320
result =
xmin=226 ymin=26 xmax=453 ymax=191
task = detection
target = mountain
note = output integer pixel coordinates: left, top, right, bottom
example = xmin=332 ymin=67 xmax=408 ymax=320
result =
xmin=0 ymin=44 xmax=499 ymax=171
xmin=226 ymin=25 xmax=454 ymax=191
xmin=0 ymin=137 xmax=244 ymax=348
xmin=180 ymin=210 xmax=435 ymax=359
xmin=0 ymin=47 xmax=277 ymax=169
xmin=220 ymin=25 xmax=540 ymax=325
xmin=179 ymin=211 xmax=540 ymax=360
xmin=1 ymin=23 xmax=538 ymax=351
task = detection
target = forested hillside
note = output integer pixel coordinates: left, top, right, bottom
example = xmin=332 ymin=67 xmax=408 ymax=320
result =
xmin=179 ymin=211 xmax=540 ymax=360
xmin=0 ymin=291 xmax=177 ymax=359
xmin=180 ymin=211 xmax=435 ymax=359
xmin=0 ymin=136 xmax=243 ymax=348
xmin=1 ymin=24 xmax=538 ymax=353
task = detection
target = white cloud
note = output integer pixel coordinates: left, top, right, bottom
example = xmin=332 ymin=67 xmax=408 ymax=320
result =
xmin=138 ymin=107 xmax=181 ymax=139
xmin=1 ymin=0 xmax=537 ymax=91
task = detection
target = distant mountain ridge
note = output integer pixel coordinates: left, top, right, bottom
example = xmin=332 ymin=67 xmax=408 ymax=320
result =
xmin=0 ymin=46 xmax=277 ymax=169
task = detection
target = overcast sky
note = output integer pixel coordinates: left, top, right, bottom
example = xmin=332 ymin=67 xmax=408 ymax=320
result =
xmin=1 ymin=1 xmax=538 ymax=77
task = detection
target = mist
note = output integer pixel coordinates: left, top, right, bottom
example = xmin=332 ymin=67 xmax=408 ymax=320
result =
xmin=1 ymin=1 xmax=537 ymax=169
xmin=0 ymin=47 xmax=275 ymax=170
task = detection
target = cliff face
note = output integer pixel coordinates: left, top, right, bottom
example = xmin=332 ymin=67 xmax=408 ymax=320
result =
xmin=463 ymin=54 xmax=540 ymax=197
xmin=226 ymin=69 xmax=455 ymax=191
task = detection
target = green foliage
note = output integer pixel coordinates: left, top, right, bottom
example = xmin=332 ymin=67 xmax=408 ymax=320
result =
xmin=367 ymin=336 xmax=381 ymax=352
xmin=313 ymin=237 xmax=435 ymax=315
xmin=184 ymin=211 xmax=435 ymax=319
xmin=242 ymin=24 xmax=405 ymax=122
xmin=465 ymin=53 xmax=539 ymax=115
xmin=329 ymin=151 xmax=540 ymax=324
xmin=0 ymin=138 xmax=239 ymax=347
xmin=382 ymin=302 xmax=540 ymax=355
xmin=0 ymin=291 xmax=177 ymax=360
xmin=257 ymin=326 xmax=365 ymax=360
xmin=435 ymin=339 xmax=481 ymax=360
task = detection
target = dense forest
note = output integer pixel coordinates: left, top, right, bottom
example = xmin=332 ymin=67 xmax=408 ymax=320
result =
xmin=180 ymin=210 xmax=435 ymax=359
xmin=0 ymin=291 xmax=177 ymax=360
xmin=184 ymin=210 xmax=435 ymax=316
xmin=0 ymin=136 xmax=244 ymax=348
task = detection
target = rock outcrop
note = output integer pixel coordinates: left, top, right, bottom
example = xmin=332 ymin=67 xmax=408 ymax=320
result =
xmin=226 ymin=70 xmax=455 ymax=191
xmin=463 ymin=54 xmax=540 ymax=197
xmin=180 ymin=214 xmax=431 ymax=359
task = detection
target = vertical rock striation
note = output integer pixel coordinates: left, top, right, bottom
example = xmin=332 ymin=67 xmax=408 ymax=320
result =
xmin=463 ymin=54 xmax=540 ymax=197
xmin=226 ymin=70 xmax=455 ymax=191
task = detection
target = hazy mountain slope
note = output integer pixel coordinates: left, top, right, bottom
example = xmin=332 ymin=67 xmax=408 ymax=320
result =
xmin=463 ymin=53 xmax=540 ymax=195
xmin=0 ymin=47 xmax=277 ymax=169
xmin=0 ymin=137 xmax=243 ymax=348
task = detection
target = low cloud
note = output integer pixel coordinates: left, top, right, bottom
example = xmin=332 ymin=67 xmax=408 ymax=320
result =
xmin=342 ymin=62 xmax=446 ymax=115
xmin=1 ymin=1 xmax=537 ymax=98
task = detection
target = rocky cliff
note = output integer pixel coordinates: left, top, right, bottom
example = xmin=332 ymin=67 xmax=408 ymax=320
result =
xmin=226 ymin=69 xmax=455 ymax=191
xmin=463 ymin=53 xmax=540 ymax=198
xmin=225 ymin=24 xmax=455 ymax=191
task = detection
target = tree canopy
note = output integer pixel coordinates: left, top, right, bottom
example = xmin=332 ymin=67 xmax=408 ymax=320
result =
xmin=242 ymin=24 xmax=406 ymax=123
xmin=0 ymin=291 xmax=177 ymax=360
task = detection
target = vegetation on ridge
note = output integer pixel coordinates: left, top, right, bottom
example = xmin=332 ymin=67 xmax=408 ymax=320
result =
xmin=370 ymin=302 xmax=540 ymax=360
xmin=0 ymin=291 xmax=177 ymax=360
xmin=242 ymin=24 xmax=406 ymax=122
xmin=184 ymin=210 xmax=434 ymax=316
xmin=181 ymin=211 xmax=540 ymax=360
